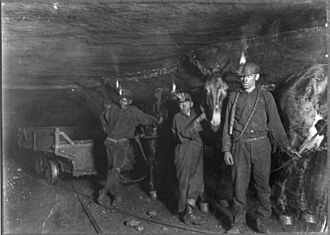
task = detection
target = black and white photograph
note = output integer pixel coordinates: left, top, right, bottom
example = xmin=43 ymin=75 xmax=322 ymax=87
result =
xmin=2 ymin=0 xmax=328 ymax=234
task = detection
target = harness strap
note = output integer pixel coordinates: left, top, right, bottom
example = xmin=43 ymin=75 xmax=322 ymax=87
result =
xmin=134 ymin=137 xmax=148 ymax=162
xmin=233 ymin=88 xmax=260 ymax=142
xmin=229 ymin=91 xmax=240 ymax=135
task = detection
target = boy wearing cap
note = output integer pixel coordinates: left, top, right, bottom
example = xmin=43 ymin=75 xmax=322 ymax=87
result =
xmin=222 ymin=63 xmax=298 ymax=233
xmin=172 ymin=92 xmax=207 ymax=225
xmin=97 ymin=89 xmax=159 ymax=207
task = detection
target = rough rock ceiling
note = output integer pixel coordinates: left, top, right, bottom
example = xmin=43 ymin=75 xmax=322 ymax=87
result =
xmin=2 ymin=0 xmax=327 ymax=90
xmin=2 ymin=0 xmax=328 ymax=129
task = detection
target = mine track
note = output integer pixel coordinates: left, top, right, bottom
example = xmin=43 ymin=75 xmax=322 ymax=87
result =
xmin=21 ymin=166 xmax=227 ymax=234
xmin=16 ymin=154 xmax=328 ymax=234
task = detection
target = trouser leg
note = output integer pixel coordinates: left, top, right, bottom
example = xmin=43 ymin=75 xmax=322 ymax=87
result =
xmin=175 ymin=143 xmax=205 ymax=225
xmin=251 ymin=138 xmax=272 ymax=220
xmin=176 ymin=154 xmax=191 ymax=213
xmin=119 ymin=139 xmax=135 ymax=172
xmin=110 ymin=140 xmax=133 ymax=199
xmin=100 ymin=140 xmax=118 ymax=196
xmin=187 ymin=146 xmax=204 ymax=205
xmin=175 ymin=142 xmax=205 ymax=214
xmin=232 ymin=142 xmax=251 ymax=225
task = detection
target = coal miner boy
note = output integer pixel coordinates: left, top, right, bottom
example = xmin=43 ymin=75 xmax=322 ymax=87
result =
xmin=222 ymin=63 xmax=298 ymax=233
xmin=97 ymin=88 xmax=159 ymax=207
xmin=172 ymin=92 xmax=207 ymax=225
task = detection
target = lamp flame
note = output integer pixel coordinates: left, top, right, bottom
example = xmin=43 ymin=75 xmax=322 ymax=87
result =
xmin=116 ymin=80 xmax=120 ymax=89
xmin=172 ymin=81 xmax=176 ymax=93
xmin=239 ymin=50 xmax=246 ymax=65
xmin=239 ymin=38 xmax=247 ymax=65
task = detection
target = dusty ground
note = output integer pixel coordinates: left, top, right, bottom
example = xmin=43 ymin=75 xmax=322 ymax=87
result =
xmin=3 ymin=150 xmax=225 ymax=234
xmin=2 ymin=144 xmax=327 ymax=234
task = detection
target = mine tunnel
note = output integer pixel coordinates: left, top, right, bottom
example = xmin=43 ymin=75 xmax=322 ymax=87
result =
xmin=2 ymin=0 xmax=328 ymax=234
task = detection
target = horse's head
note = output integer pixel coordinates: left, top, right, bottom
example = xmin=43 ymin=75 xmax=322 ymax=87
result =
xmin=204 ymin=72 xmax=229 ymax=132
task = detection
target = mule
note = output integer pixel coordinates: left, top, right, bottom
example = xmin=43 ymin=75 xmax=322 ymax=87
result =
xmin=203 ymin=72 xmax=229 ymax=133
xmin=133 ymin=88 xmax=179 ymax=200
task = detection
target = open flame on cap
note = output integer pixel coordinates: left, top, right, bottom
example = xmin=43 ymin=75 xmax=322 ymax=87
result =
xmin=237 ymin=38 xmax=248 ymax=74
xmin=240 ymin=38 xmax=248 ymax=65
xmin=115 ymin=80 xmax=123 ymax=96
xmin=171 ymin=81 xmax=186 ymax=101
xmin=171 ymin=81 xmax=176 ymax=93
xmin=239 ymin=50 xmax=246 ymax=65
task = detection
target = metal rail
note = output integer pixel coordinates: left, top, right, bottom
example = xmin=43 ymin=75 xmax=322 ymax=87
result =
xmin=21 ymin=166 xmax=225 ymax=234
xmin=77 ymin=195 xmax=103 ymax=233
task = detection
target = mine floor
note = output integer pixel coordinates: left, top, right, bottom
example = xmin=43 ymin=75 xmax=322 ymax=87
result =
xmin=2 ymin=147 xmax=325 ymax=234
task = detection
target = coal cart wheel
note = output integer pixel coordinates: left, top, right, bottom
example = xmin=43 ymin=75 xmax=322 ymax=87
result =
xmin=45 ymin=159 xmax=60 ymax=184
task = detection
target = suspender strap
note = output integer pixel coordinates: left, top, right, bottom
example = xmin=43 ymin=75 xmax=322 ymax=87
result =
xmin=233 ymin=88 xmax=260 ymax=142
xmin=229 ymin=91 xmax=240 ymax=135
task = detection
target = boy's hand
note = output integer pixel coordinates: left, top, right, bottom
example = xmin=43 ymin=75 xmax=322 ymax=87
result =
xmin=224 ymin=151 xmax=234 ymax=165
xmin=286 ymin=146 xmax=301 ymax=160
xmin=196 ymin=113 xmax=207 ymax=122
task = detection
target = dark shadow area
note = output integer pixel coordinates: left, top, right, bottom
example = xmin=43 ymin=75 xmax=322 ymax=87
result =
xmin=120 ymin=124 xmax=179 ymax=215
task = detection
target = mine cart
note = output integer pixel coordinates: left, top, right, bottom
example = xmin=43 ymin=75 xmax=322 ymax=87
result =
xmin=17 ymin=126 xmax=97 ymax=184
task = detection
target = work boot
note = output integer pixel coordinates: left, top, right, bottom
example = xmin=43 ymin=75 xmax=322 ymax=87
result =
xmin=226 ymin=223 xmax=246 ymax=234
xmin=97 ymin=193 xmax=111 ymax=208
xmin=180 ymin=205 xmax=205 ymax=225
xmin=256 ymin=218 xmax=270 ymax=234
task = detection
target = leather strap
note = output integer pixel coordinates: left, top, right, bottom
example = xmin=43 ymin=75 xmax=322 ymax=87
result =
xmin=229 ymin=90 xmax=240 ymax=135
xmin=239 ymin=135 xmax=267 ymax=143
xmin=233 ymin=88 xmax=260 ymax=142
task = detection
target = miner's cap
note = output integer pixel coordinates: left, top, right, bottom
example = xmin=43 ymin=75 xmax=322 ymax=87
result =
xmin=119 ymin=89 xmax=133 ymax=99
xmin=238 ymin=63 xmax=260 ymax=76
xmin=178 ymin=92 xmax=192 ymax=103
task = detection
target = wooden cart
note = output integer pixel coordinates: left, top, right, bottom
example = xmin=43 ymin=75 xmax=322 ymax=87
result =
xmin=17 ymin=126 xmax=97 ymax=184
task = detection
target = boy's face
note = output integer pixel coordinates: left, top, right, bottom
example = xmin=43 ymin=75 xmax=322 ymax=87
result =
xmin=119 ymin=97 xmax=131 ymax=109
xmin=179 ymin=101 xmax=193 ymax=115
xmin=240 ymin=73 xmax=259 ymax=91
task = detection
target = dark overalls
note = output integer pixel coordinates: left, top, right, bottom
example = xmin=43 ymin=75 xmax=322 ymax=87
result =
xmin=102 ymin=137 xmax=135 ymax=198
xmin=100 ymin=104 xmax=157 ymax=199
xmin=172 ymin=110 xmax=204 ymax=213
xmin=222 ymin=88 xmax=290 ymax=225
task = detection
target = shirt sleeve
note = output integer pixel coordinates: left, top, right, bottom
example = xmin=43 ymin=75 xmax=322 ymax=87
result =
xmin=100 ymin=106 xmax=111 ymax=135
xmin=265 ymin=91 xmax=291 ymax=149
xmin=172 ymin=115 xmax=202 ymax=144
xmin=134 ymin=107 xmax=158 ymax=126
xmin=222 ymin=94 xmax=234 ymax=152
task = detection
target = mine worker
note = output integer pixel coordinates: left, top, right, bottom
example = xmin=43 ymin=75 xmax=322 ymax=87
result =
xmin=222 ymin=63 xmax=298 ymax=233
xmin=97 ymin=88 xmax=159 ymax=207
xmin=172 ymin=92 xmax=207 ymax=225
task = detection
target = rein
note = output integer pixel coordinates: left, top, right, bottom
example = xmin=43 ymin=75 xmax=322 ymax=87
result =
xmin=134 ymin=137 xmax=148 ymax=162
